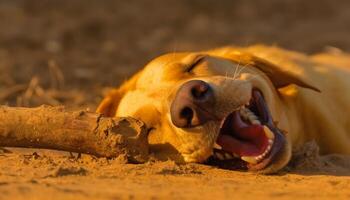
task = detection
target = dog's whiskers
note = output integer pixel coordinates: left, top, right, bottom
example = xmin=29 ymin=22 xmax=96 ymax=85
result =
xmin=235 ymin=62 xmax=250 ymax=79
xmin=232 ymin=59 xmax=241 ymax=81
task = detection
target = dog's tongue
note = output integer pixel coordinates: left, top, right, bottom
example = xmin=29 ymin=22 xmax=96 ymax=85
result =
xmin=216 ymin=111 xmax=268 ymax=156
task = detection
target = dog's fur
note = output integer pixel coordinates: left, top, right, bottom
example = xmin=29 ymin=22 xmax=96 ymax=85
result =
xmin=97 ymin=45 xmax=350 ymax=173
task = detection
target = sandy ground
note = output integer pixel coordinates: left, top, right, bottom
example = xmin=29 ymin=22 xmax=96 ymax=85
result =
xmin=1 ymin=143 xmax=350 ymax=200
xmin=1 ymin=0 xmax=350 ymax=199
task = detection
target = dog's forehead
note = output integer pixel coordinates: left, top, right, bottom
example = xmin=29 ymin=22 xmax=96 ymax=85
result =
xmin=136 ymin=53 xmax=194 ymax=86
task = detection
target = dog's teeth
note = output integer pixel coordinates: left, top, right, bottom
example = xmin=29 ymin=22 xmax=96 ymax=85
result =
xmin=224 ymin=153 xmax=233 ymax=160
xmin=266 ymin=142 xmax=272 ymax=154
xmin=247 ymin=113 xmax=258 ymax=121
xmin=242 ymin=138 xmax=274 ymax=164
xmin=255 ymin=155 xmax=263 ymax=161
xmin=213 ymin=143 xmax=222 ymax=150
xmin=215 ymin=152 xmax=225 ymax=160
xmin=262 ymin=151 xmax=267 ymax=157
xmin=263 ymin=126 xmax=275 ymax=139
xmin=248 ymin=114 xmax=258 ymax=120
xmin=267 ymin=144 xmax=272 ymax=151
xmin=241 ymin=156 xmax=258 ymax=164
xmin=239 ymin=109 xmax=248 ymax=120
xmin=232 ymin=153 xmax=239 ymax=158
xmin=245 ymin=108 xmax=252 ymax=113
xmin=242 ymin=108 xmax=262 ymax=125
xmin=213 ymin=151 xmax=239 ymax=160
xmin=251 ymin=120 xmax=261 ymax=125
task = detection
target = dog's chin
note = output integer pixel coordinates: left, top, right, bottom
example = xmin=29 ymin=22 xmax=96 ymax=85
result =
xmin=204 ymin=89 xmax=290 ymax=173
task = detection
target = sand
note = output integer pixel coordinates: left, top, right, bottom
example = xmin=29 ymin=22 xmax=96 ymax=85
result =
xmin=1 ymin=142 xmax=350 ymax=200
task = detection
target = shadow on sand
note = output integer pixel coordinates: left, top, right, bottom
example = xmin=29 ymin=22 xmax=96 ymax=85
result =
xmin=279 ymin=141 xmax=350 ymax=177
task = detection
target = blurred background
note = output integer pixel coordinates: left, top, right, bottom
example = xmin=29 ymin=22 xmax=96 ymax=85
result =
xmin=0 ymin=0 xmax=349 ymax=109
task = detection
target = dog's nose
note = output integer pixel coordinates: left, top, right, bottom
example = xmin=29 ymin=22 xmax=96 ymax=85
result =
xmin=170 ymin=80 xmax=215 ymax=128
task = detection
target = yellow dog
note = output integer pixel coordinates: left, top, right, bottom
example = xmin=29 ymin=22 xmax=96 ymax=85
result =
xmin=97 ymin=45 xmax=350 ymax=173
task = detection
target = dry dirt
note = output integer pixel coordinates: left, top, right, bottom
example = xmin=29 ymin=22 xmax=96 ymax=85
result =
xmin=1 ymin=0 xmax=350 ymax=199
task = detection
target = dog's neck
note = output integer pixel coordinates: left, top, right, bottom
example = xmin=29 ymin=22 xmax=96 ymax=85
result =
xmin=281 ymin=84 xmax=350 ymax=154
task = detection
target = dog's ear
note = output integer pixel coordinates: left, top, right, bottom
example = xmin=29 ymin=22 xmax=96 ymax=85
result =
xmin=251 ymin=56 xmax=321 ymax=92
xmin=96 ymin=88 xmax=124 ymax=117
xmin=96 ymin=70 xmax=142 ymax=117
xmin=227 ymin=52 xmax=321 ymax=92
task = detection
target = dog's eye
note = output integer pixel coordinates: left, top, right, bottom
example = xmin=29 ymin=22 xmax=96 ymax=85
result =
xmin=185 ymin=57 xmax=205 ymax=73
xmin=147 ymin=127 xmax=155 ymax=134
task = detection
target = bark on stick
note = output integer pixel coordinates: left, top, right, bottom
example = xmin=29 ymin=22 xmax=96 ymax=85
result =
xmin=0 ymin=105 xmax=149 ymax=163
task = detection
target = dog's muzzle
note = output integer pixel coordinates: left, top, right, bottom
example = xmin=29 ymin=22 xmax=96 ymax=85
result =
xmin=170 ymin=80 xmax=216 ymax=128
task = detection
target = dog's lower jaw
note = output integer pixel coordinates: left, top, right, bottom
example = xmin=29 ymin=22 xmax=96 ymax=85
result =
xmin=179 ymin=122 xmax=220 ymax=163
xmin=181 ymin=148 xmax=213 ymax=163
xmin=256 ymin=139 xmax=292 ymax=174
xmin=179 ymin=136 xmax=217 ymax=163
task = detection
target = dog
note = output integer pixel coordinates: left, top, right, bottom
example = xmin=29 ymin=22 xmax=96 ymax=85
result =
xmin=97 ymin=45 xmax=350 ymax=173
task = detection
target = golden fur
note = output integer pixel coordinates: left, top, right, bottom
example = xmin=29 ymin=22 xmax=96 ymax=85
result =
xmin=97 ymin=45 xmax=350 ymax=173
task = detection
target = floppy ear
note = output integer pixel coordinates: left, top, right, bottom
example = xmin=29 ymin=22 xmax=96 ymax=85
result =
xmin=226 ymin=52 xmax=321 ymax=92
xmin=96 ymin=70 xmax=143 ymax=117
xmin=96 ymin=88 xmax=124 ymax=117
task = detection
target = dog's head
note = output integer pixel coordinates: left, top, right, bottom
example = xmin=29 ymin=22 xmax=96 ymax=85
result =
xmin=97 ymin=48 xmax=319 ymax=173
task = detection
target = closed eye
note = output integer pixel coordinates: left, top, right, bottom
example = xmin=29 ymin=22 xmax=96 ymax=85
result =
xmin=185 ymin=57 xmax=206 ymax=73
xmin=147 ymin=127 xmax=155 ymax=134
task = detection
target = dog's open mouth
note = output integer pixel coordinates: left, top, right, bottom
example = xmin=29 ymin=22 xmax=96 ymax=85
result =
xmin=207 ymin=89 xmax=285 ymax=171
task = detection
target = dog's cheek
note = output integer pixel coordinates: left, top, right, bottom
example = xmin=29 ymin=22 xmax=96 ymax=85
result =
xmin=241 ymin=72 xmax=287 ymax=124
xmin=171 ymin=121 xmax=219 ymax=163
xmin=149 ymin=118 xmax=214 ymax=163
xmin=133 ymin=105 xmax=161 ymax=129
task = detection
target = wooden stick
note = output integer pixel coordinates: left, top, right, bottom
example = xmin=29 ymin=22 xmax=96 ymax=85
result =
xmin=0 ymin=105 xmax=149 ymax=163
